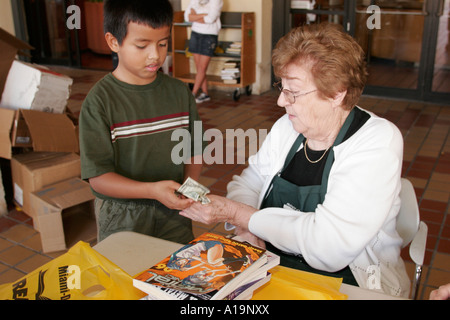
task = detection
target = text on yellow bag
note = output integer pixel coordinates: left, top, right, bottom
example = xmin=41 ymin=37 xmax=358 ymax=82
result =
xmin=0 ymin=241 xmax=147 ymax=300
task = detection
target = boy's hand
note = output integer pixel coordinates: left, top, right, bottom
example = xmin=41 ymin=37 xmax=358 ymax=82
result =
xmin=151 ymin=180 xmax=194 ymax=210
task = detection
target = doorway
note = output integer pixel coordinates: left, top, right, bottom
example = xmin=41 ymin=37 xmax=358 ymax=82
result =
xmin=15 ymin=0 xmax=114 ymax=71
xmin=276 ymin=0 xmax=450 ymax=103
xmin=355 ymin=0 xmax=449 ymax=103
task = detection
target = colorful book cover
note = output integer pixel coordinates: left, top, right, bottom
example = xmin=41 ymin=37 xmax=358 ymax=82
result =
xmin=133 ymin=233 xmax=266 ymax=299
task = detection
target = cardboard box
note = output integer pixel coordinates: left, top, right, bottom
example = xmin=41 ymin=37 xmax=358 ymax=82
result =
xmin=0 ymin=108 xmax=15 ymax=159
xmin=30 ymin=178 xmax=96 ymax=253
xmin=0 ymin=28 xmax=33 ymax=100
xmin=11 ymin=152 xmax=81 ymax=219
xmin=0 ymin=108 xmax=79 ymax=159
xmin=0 ymin=60 xmax=73 ymax=114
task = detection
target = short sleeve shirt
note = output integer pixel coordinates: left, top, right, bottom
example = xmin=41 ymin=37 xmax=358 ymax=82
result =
xmin=79 ymin=72 xmax=204 ymax=200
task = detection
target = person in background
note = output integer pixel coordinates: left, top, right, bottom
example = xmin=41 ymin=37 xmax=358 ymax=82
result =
xmin=184 ymin=0 xmax=223 ymax=103
xmin=79 ymin=0 xmax=204 ymax=244
xmin=180 ymin=22 xmax=411 ymax=297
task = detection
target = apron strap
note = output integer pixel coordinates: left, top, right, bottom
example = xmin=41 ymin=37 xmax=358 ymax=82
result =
xmin=282 ymin=134 xmax=305 ymax=171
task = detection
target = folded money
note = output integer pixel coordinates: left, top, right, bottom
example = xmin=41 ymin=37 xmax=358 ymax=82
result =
xmin=177 ymin=177 xmax=211 ymax=204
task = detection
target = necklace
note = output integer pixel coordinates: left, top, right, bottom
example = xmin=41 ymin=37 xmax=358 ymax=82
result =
xmin=304 ymin=139 xmax=331 ymax=164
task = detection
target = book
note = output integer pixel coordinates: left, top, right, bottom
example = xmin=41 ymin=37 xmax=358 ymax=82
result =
xmin=223 ymin=79 xmax=238 ymax=84
xmin=226 ymin=42 xmax=242 ymax=55
xmin=133 ymin=232 xmax=273 ymax=300
xmin=223 ymin=60 xmax=240 ymax=68
xmin=221 ymin=60 xmax=241 ymax=84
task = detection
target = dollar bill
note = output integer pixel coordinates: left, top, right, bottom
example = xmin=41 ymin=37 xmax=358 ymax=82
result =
xmin=177 ymin=177 xmax=211 ymax=204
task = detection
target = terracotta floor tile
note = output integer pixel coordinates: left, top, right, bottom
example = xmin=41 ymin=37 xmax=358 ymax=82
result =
xmin=426 ymin=268 xmax=450 ymax=288
xmin=15 ymin=254 xmax=52 ymax=274
xmin=21 ymin=233 xmax=43 ymax=252
xmin=415 ymin=114 xmax=437 ymax=127
xmin=0 ymin=268 xmax=26 ymax=285
xmin=420 ymin=209 xmax=444 ymax=224
xmin=0 ymin=262 xmax=8 ymax=274
xmin=432 ymin=253 xmax=450 ymax=272
xmin=423 ymin=190 xmax=449 ymax=203
xmin=408 ymin=168 xmax=432 ymax=180
xmin=408 ymin=177 xmax=428 ymax=189
xmin=0 ymin=245 xmax=35 ymax=266
xmin=441 ymin=224 xmax=450 ymax=239
xmin=6 ymin=210 xmax=32 ymax=223
xmin=0 ymin=224 xmax=37 ymax=243
xmin=0 ymin=217 xmax=17 ymax=233
xmin=435 ymin=163 xmax=450 ymax=174
xmin=437 ymin=238 xmax=450 ymax=254
xmin=420 ymin=199 xmax=448 ymax=213
xmin=0 ymin=238 xmax=14 ymax=252
xmin=428 ymin=179 xmax=450 ymax=192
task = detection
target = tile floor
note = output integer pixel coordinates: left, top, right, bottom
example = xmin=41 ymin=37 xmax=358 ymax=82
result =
xmin=0 ymin=66 xmax=449 ymax=300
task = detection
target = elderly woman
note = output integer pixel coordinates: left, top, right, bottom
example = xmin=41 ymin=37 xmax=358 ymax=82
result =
xmin=180 ymin=23 xmax=410 ymax=297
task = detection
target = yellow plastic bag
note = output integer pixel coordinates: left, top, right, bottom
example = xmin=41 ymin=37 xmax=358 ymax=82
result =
xmin=252 ymin=266 xmax=348 ymax=300
xmin=0 ymin=241 xmax=147 ymax=300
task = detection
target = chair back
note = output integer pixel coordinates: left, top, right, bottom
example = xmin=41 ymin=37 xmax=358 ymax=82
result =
xmin=397 ymin=178 xmax=420 ymax=248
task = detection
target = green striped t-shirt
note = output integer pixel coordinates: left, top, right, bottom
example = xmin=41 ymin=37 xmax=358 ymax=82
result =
xmin=79 ymin=72 xmax=204 ymax=201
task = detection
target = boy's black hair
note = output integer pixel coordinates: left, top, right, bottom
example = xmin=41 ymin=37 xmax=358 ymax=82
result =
xmin=104 ymin=0 xmax=173 ymax=45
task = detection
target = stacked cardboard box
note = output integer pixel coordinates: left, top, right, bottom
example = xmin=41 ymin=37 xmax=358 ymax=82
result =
xmin=0 ymin=28 xmax=96 ymax=253
xmin=11 ymin=152 xmax=81 ymax=221
xmin=0 ymin=60 xmax=73 ymax=113
xmin=30 ymin=178 xmax=96 ymax=253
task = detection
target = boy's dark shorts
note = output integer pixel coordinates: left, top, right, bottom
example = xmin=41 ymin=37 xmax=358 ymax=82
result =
xmin=94 ymin=198 xmax=194 ymax=244
xmin=188 ymin=31 xmax=218 ymax=57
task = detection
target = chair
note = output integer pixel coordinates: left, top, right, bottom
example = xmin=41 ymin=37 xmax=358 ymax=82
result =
xmin=396 ymin=178 xmax=428 ymax=300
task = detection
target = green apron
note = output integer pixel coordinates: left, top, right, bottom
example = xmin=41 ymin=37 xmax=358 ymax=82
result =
xmin=261 ymin=109 xmax=358 ymax=285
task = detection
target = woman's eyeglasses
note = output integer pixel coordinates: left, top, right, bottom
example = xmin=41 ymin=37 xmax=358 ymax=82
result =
xmin=273 ymin=81 xmax=317 ymax=105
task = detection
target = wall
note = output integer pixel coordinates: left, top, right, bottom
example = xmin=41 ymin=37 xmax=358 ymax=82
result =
xmin=0 ymin=0 xmax=16 ymax=35
xmin=181 ymin=0 xmax=273 ymax=94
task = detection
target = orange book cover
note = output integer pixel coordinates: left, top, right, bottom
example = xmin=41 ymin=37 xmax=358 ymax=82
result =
xmin=133 ymin=232 xmax=266 ymax=300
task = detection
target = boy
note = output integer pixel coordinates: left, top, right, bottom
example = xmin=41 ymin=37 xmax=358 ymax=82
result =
xmin=79 ymin=0 xmax=203 ymax=244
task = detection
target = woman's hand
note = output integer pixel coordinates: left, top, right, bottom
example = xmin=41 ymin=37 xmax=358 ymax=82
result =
xmin=181 ymin=195 xmax=264 ymax=247
xmin=180 ymin=194 xmax=233 ymax=224
xmin=180 ymin=195 xmax=257 ymax=228
xmin=235 ymin=226 xmax=266 ymax=248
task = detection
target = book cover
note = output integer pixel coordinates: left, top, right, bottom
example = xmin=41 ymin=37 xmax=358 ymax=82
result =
xmin=133 ymin=232 xmax=267 ymax=300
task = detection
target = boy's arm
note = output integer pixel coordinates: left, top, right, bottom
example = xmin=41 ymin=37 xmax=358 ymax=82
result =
xmin=184 ymin=155 xmax=203 ymax=181
xmin=89 ymin=172 xmax=194 ymax=210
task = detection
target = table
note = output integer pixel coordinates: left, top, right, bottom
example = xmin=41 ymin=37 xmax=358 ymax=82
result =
xmin=93 ymin=231 xmax=406 ymax=300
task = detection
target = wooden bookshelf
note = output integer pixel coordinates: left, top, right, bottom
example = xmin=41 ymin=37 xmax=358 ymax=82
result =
xmin=171 ymin=11 xmax=256 ymax=101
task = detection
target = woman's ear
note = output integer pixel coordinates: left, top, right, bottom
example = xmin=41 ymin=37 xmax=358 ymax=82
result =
xmin=331 ymin=90 xmax=347 ymax=108
xmin=105 ymin=32 xmax=120 ymax=53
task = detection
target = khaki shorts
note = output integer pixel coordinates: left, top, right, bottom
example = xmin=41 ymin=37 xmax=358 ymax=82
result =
xmin=94 ymin=198 xmax=194 ymax=244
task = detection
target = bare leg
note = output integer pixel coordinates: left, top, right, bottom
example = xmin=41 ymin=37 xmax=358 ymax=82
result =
xmin=192 ymin=53 xmax=211 ymax=96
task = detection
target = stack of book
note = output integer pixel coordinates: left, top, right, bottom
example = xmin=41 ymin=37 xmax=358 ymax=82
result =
xmin=221 ymin=60 xmax=240 ymax=84
xmin=133 ymin=232 xmax=279 ymax=300
xmin=226 ymin=42 xmax=241 ymax=55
